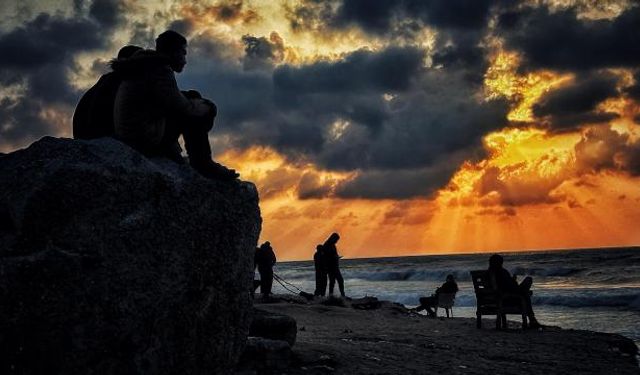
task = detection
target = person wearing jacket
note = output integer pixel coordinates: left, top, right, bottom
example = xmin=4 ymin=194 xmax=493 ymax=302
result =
xmin=415 ymin=274 xmax=459 ymax=316
xmin=73 ymin=45 xmax=142 ymax=140
xmin=113 ymin=30 xmax=238 ymax=180
xmin=314 ymin=244 xmax=328 ymax=296
xmin=323 ymin=233 xmax=346 ymax=297
xmin=255 ymin=241 xmax=277 ymax=298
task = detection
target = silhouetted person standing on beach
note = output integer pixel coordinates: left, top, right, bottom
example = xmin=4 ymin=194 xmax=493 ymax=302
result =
xmin=314 ymin=244 xmax=328 ymax=296
xmin=255 ymin=241 xmax=276 ymax=298
xmin=73 ymin=45 xmax=142 ymax=140
xmin=323 ymin=233 xmax=346 ymax=297
xmin=415 ymin=274 xmax=458 ymax=316
xmin=488 ymin=254 xmax=541 ymax=329
xmin=113 ymin=30 xmax=238 ymax=180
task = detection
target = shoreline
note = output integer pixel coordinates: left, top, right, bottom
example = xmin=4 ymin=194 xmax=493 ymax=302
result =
xmin=248 ymin=295 xmax=639 ymax=374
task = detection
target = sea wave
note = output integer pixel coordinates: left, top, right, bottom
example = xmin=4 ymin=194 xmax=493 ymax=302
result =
xmin=532 ymin=291 xmax=640 ymax=309
xmin=385 ymin=290 xmax=640 ymax=310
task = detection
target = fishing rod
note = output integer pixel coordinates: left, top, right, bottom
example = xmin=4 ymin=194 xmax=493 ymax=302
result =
xmin=273 ymin=272 xmax=314 ymax=300
xmin=272 ymin=273 xmax=299 ymax=295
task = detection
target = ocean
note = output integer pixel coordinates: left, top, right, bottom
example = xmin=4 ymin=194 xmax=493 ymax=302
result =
xmin=268 ymin=247 xmax=640 ymax=346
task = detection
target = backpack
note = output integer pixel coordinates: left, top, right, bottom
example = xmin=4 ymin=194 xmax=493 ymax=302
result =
xmin=73 ymin=72 xmax=122 ymax=139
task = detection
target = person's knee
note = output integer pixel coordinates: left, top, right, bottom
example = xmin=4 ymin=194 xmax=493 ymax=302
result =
xmin=520 ymin=276 xmax=533 ymax=291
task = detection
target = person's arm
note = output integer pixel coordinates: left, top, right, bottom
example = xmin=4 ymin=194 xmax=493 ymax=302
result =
xmin=154 ymin=66 xmax=211 ymax=117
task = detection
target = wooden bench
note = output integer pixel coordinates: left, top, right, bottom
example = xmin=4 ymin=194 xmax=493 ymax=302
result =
xmin=470 ymin=270 xmax=528 ymax=329
xmin=435 ymin=292 xmax=456 ymax=318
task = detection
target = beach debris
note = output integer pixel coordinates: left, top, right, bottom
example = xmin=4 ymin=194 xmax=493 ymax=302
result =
xmin=351 ymin=296 xmax=381 ymax=310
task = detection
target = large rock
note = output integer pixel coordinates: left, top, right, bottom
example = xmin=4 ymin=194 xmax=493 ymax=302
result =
xmin=0 ymin=137 xmax=262 ymax=374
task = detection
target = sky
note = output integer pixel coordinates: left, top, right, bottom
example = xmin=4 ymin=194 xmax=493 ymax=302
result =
xmin=0 ymin=0 xmax=639 ymax=260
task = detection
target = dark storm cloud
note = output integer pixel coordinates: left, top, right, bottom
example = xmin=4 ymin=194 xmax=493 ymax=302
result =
xmin=0 ymin=98 xmax=53 ymax=143
xmin=403 ymin=0 xmax=497 ymax=30
xmin=333 ymin=156 xmax=464 ymax=199
xmin=0 ymin=13 xmax=104 ymax=71
xmin=498 ymin=5 xmax=640 ymax=71
xmin=179 ymin=35 xmax=509 ymax=199
xmin=274 ymin=47 xmax=425 ymax=93
xmin=328 ymin=0 xmax=502 ymax=33
xmin=89 ymin=0 xmax=125 ymax=28
xmin=241 ymin=33 xmax=286 ymax=71
xmin=332 ymin=0 xmax=399 ymax=33
xmin=532 ymin=73 xmax=620 ymax=131
xmin=297 ymin=172 xmax=335 ymax=199
xmin=575 ymin=125 xmax=640 ymax=177
xmin=285 ymin=0 xmax=522 ymax=85
xmin=166 ymin=19 xmax=195 ymax=36
xmin=0 ymin=1 xmax=125 ymax=147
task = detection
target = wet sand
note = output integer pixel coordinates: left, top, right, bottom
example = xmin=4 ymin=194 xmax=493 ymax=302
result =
xmin=253 ymin=296 xmax=639 ymax=374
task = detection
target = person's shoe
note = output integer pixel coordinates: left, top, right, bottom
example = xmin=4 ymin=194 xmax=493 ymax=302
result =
xmin=191 ymin=160 xmax=239 ymax=180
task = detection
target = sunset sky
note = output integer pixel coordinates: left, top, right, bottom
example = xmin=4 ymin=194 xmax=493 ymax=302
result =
xmin=1 ymin=0 xmax=639 ymax=260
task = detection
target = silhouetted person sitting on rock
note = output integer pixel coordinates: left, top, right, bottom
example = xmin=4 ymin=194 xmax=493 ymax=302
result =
xmin=112 ymin=30 xmax=238 ymax=180
xmin=488 ymin=254 xmax=541 ymax=329
xmin=323 ymin=233 xmax=346 ymax=298
xmin=73 ymin=45 xmax=142 ymax=140
xmin=415 ymin=274 xmax=458 ymax=317
xmin=314 ymin=244 xmax=328 ymax=297
xmin=255 ymin=241 xmax=276 ymax=298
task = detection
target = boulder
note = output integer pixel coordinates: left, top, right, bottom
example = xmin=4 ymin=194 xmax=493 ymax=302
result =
xmin=250 ymin=308 xmax=297 ymax=346
xmin=0 ymin=137 xmax=261 ymax=374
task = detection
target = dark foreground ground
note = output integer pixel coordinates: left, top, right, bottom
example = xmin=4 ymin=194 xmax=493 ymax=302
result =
xmin=249 ymin=296 xmax=639 ymax=375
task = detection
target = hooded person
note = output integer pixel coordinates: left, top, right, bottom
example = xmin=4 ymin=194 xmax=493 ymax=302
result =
xmin=112 ymin=30 xmax=238 ymax=180
xmin=415 ymin=274 xmax=459 ymax=316
xmin=323 ymin=233 xmax=346 ymax=298
xmin=255 ymin=241 xmax=276 ymax=298
xmin=313 ymin=244 xmax=328 ymax=296
xmin=73 ymin=45 xmax=142 ymax=140
xmin=488 ymin=254 xmax=541 ymax=329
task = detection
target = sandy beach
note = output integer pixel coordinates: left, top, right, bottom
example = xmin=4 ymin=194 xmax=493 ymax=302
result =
xmin=251 ymin=296 xmax=639 ymax=374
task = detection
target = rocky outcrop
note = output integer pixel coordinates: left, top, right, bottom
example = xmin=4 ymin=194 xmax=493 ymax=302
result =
xmin=0 ymin=137 xmax=261 ymax=374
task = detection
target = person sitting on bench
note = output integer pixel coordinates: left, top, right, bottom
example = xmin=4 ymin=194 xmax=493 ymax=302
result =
xmin=488 ymin=254 xmax=542 ymax=329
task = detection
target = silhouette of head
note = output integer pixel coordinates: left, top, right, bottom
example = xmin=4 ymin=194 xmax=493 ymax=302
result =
xmin=327 ymin=232 xmax=340 ymax=244
xmin=117 ymin=45 xmax=142 ymax=59
xmin=446 ymin=274 xmax=455 ymax=282
xmin=316 ymin=244 xmax=323 ymax=252
xmin=260 ymin=241 xmax=271 ymax=250
xmin=489 ymin=254 xmax=504 ymax=270
xmin=156 ymin=30 xmax=187 ymax=72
